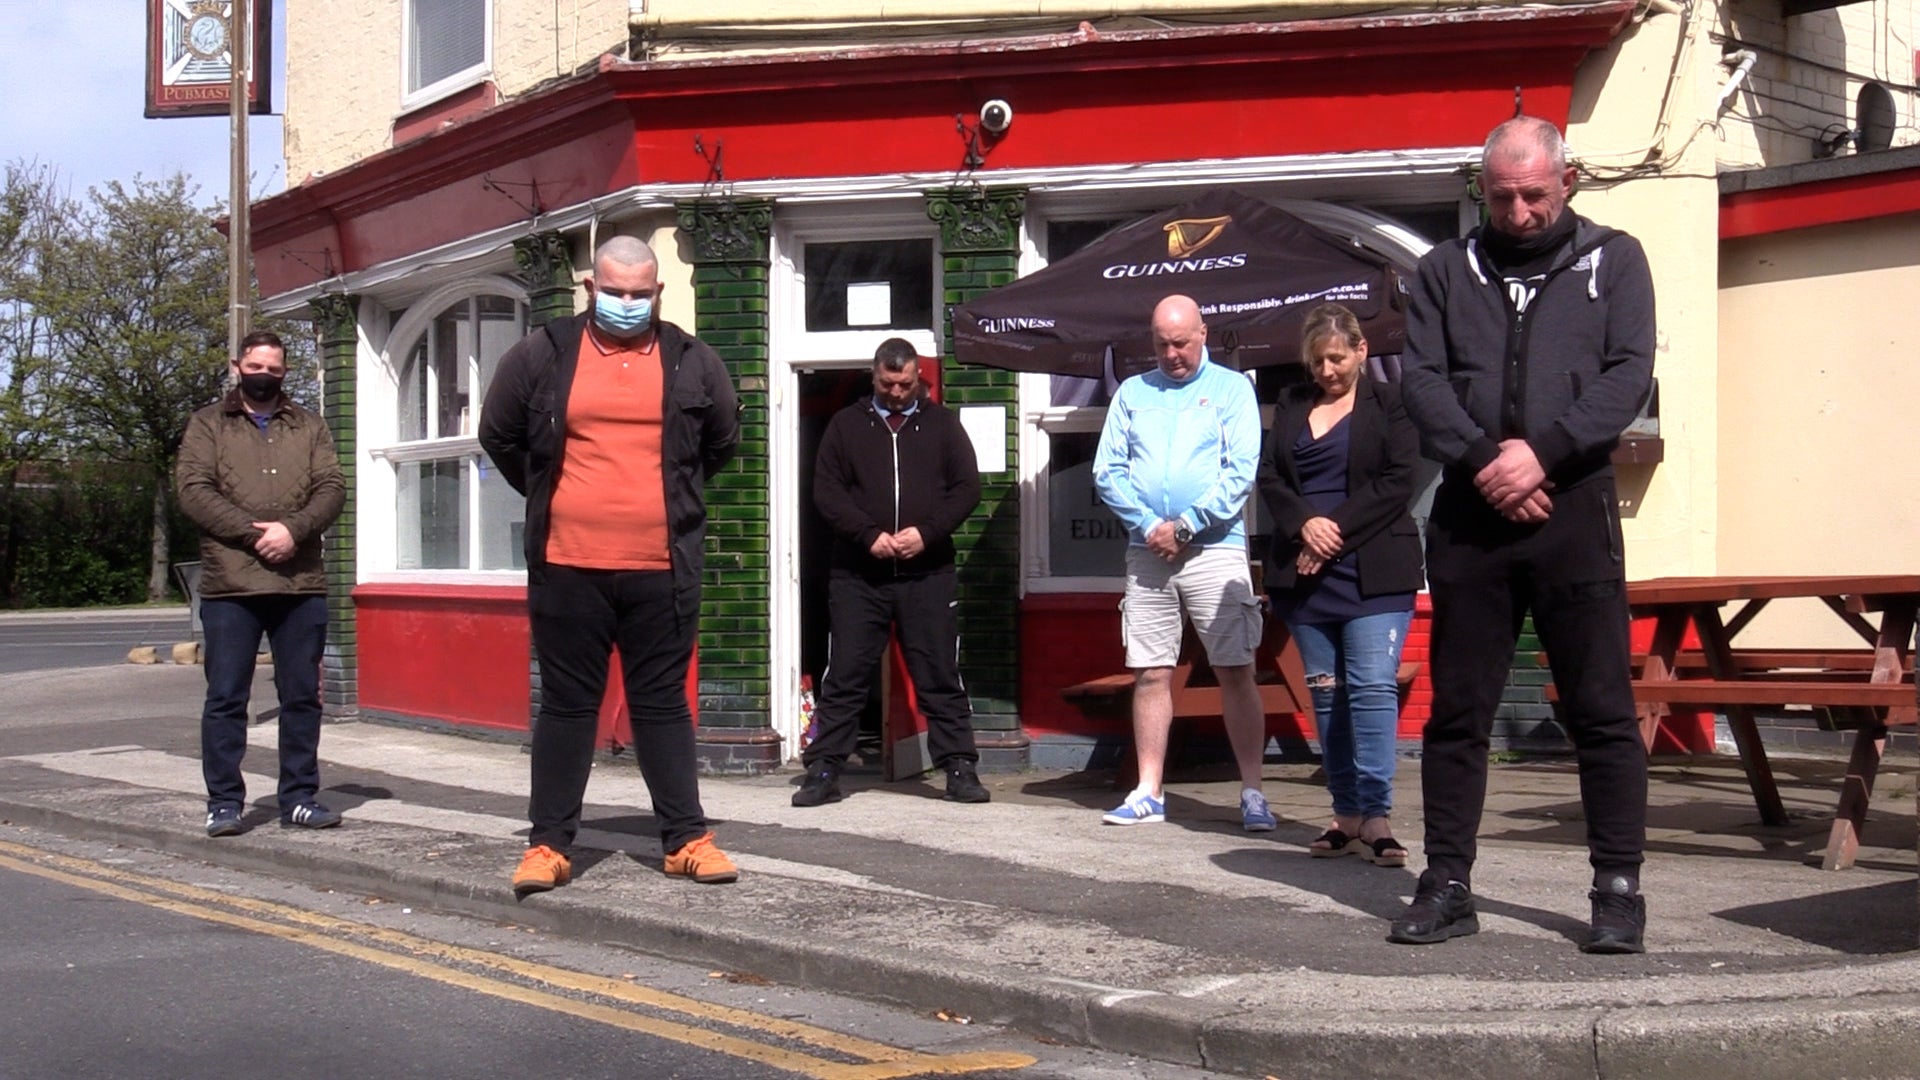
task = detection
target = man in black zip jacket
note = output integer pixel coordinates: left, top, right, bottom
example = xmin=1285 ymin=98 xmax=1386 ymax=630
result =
xmin=1392 ymin=117 xmax=1654 ymax=954
xmin=793 ymin=338 xmax=988 ymax=806
xmin=479 ymin=235 xmax=741 ymax=896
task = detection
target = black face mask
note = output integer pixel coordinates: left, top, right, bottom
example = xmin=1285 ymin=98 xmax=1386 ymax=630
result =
xmin=239 ymin=372 xmax=284 ymax=404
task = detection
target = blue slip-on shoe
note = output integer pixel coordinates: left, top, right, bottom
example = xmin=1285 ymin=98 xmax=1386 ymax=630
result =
xmin=205 ymin=805 xmax=244 ymax=837
xmin=281 ymin=801 xmax=343 ymax=829
xmin=1101 ymin=790 xmax=1166 ymax=825
xmin=1240 ymin=788 xmax=1278 ymax=832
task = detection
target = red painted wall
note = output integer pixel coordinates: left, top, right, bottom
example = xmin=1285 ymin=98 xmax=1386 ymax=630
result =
xmin=354 ymin=583 xmax=698 ymax=752
xmin=355 ymin=584 xmax=532 ymax=733
xmin=1721 ymin=167 xmax=1920 ymax=239
xmin=252 ymin=14 xmax=1618 ymax=296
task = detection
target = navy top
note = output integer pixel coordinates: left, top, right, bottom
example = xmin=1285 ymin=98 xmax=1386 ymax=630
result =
xmin=1271 ymin=414 xmax=1415 ymax=625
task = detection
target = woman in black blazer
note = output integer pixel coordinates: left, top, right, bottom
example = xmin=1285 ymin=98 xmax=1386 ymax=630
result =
xmin=1258 ymin=303 xmax=1424 ymax=867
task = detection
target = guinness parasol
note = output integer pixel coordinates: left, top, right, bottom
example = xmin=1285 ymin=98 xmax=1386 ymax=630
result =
xmin=951 ymin=190 xmax=1406 ymax=378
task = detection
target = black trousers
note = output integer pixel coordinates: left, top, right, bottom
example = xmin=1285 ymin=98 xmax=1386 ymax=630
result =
xmin=805 ymin=569 xmax=978 ymax=770
xmin=526 ymin=564 xmax=707 ymax=855
xmin=1421 ymin=476 xmax=1646 ymax=889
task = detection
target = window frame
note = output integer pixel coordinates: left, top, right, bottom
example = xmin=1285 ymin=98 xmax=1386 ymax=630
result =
xmin=363 ymin=275 xmax=531 ymax=583
xmin=399 ymin=0 xmax=493 ymax=112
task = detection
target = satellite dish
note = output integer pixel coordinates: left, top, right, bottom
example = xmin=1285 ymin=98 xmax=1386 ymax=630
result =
xmin=1856 ymin=82 xmax=1895 ymax=153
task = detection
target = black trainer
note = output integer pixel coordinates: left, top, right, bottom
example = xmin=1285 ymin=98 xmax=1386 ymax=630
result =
xmin=281 ymin=801 xmax=342 ymax=829
xmin=1582 ymin=877 xmax=1647 ymax=954
xmin=791 ymin=763 xmax=843 ymax=807
xmin=205 ymin=805 xmax=244 ymax=837
xmin=943 ymin=763 xmax=990 ymax=803
xmin=1387 ymin=870 xmax=1479 ymax=944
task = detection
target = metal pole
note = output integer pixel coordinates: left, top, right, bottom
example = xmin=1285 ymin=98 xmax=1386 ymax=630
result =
xmin=227 ymin=0 xmax=250 ymax=362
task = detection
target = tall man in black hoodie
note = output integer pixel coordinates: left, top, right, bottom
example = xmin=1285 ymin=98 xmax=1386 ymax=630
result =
xmin=794 ymin=338 xmax=989 ymax=806
xmin=1392 ymin=117 xmax=1655 ymax=954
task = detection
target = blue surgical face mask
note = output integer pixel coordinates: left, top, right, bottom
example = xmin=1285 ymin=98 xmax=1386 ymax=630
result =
xmin=593 ymin=290 xmax=653 ymax=338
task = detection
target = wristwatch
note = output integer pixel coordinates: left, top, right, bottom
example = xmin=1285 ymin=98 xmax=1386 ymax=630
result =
xmin=1173 ymin=521 xmax=1195 ymax=545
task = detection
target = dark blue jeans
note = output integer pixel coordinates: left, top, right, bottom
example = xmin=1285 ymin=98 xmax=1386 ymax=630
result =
xmin=200 ymin=593 xmax=328 ymax=816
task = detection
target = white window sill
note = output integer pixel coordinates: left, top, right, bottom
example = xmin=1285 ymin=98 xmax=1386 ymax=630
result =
xmin=399 ymin=65 xmax=492 ymax=118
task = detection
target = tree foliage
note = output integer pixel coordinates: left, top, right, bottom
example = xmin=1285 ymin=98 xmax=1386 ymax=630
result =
xmin=0 ymin=164 xmax=317 ymax=606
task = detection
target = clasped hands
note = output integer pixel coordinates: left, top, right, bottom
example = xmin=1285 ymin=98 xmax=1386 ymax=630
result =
xmin=867 ymin=526 xmax=927 ymax=560
xmin=1294 ymin=516 xmax=1342 ymax=576
xmin=252 ymin=521 xmax=295 ymax=564
xmin=1474 ymin=439 xmax=1554 ymax=524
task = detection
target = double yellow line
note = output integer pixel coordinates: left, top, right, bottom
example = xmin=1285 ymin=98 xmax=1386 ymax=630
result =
xmin=0 ymin=840 xmax=1033 ymax=1080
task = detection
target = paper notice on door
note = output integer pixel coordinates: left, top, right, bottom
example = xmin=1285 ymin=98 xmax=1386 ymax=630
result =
xmin=845 ymin=282 xmax=892 ymax=327
xmin=958 ymin=406 xmax=1006 ymax=473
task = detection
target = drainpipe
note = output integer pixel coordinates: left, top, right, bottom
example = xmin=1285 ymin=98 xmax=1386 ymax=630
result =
xmin=1718 ymin=49 xmax=1758 ymax=113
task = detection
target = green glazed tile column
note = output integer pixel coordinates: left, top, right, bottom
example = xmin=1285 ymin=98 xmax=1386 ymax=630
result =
xmin=675 ymin=199 xmax=780 ymax=774
xmin=311 ymin=293 xmax=359 ymax=718
xmin=511 ymin=230 xmax=579 ymax=728
xmin=513 ymin=231 xmax=578 ymax=327
xmin=926 ymin=187 xmax=1030 ymax=771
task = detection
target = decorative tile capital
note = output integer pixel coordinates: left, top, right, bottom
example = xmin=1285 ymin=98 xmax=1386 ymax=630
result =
xmin=512 ymin=231 xmax=576 ymax=292
xmin=925 ymin=188 xmax=1026 ymax=253
xmin=676 ymin=199 xmax=773 ymax=265
xmin=311 ymin=294 xmax=360 ymax=349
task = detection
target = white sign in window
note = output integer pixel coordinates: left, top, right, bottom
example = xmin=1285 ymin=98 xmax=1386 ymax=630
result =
xmin=959 ymin=406 xmax=1007 ymax=473
xmin=844 ymin=281 xmax=892 ymax=327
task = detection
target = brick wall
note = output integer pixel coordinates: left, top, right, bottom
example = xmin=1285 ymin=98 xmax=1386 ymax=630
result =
xmin=1718 ymin=1 xmax=1920 ymax=169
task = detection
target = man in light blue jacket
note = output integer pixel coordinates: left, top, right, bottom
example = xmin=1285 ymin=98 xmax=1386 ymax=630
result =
xmin=1093 ymin=293 xmax=1273 ymax=830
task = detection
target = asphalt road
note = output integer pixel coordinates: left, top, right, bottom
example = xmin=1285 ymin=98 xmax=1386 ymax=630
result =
xmin=0 ymin=828 xmax=1224 ymax=1080
xmin=0 ymin=609 xmax=193 ymax=675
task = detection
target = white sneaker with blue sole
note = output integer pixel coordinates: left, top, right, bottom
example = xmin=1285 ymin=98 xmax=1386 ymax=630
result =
xmin=1102 ymin=790 xmax=1166 ymax=825
xmin=1240 ymin=788 xmax=1277 ymax=832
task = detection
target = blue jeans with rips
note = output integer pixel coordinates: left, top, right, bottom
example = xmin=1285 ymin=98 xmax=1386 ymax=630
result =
xmin=1284 ymin=608 xmax=1413 ymax=821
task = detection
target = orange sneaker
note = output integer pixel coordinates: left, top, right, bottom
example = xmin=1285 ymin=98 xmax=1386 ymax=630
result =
xmin=663 ymin=832 xmax=738 ymax=884
xmin=511 ymin=844 xmax=572 ymax=898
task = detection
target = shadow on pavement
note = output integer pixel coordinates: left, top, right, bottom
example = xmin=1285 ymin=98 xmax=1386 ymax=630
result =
xmin=1715 ymin=879 xmax=1920 ymax=955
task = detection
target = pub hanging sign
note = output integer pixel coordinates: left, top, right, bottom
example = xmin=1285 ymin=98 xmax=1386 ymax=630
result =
xmin=144 ymin=0 xmax=274 ymax=118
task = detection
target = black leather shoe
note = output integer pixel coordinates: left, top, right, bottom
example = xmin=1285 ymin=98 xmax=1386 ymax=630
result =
xmin=1387 ymin=870 xmax=1478 ymax=944
xmin=943 ymin=763 xmax=990 ymax=803
xmin=1582 ymin=878 xmax=1646 ymax=954
xmin=791 ymin=763 xmax=842 ymax=807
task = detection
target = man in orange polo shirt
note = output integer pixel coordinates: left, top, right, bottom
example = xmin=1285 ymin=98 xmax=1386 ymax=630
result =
xmin=480 ymin=235 xmax=740 ymax=896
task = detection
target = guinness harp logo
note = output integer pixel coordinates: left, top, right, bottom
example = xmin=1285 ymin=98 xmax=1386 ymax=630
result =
xmin=1163 ymin=215 xmax=1232 ymax=259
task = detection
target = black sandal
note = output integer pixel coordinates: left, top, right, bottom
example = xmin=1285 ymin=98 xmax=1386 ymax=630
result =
xmin=1309 ymin=828 xmax=1363 ymax=858
xmin=1363 ymin=836 xmax=1409 ymax=867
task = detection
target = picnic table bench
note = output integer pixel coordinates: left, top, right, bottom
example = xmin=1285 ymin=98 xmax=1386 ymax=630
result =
xmin=1620 ymin=575 xmax=1920 ymax=870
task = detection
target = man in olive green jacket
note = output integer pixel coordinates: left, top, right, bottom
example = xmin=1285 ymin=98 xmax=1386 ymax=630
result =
xmin=175 ymin=330 xmax=345 ymax=838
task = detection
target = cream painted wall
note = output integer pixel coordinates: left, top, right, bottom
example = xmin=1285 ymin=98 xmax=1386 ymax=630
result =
xmin=285 ymin=0 xmax=630 ymax=183
xmin=286 ymin=1 xmax=1519 ymax=179
xmin=534 ymin=213 xmax=694 ymax=314
xmin=1566 ymin=4 xmax=1722 ymax=580
xmin=1717 ymin=216 xmax=1920 ymax=646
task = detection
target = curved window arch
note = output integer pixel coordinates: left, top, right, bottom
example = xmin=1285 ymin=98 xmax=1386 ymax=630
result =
xmin=376 ymin=278 xmax=530 ymax=572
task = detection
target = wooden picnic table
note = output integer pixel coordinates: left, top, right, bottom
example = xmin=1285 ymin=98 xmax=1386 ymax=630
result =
xmin=1627 ymin=574 xmax=1920 ymax=870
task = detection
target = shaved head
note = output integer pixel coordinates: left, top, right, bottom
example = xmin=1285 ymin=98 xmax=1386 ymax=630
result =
xmin=594 ymin=234 xmax=658 ymax=273
xmin=1149 ymin=294 xmax=1207 ymax=380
